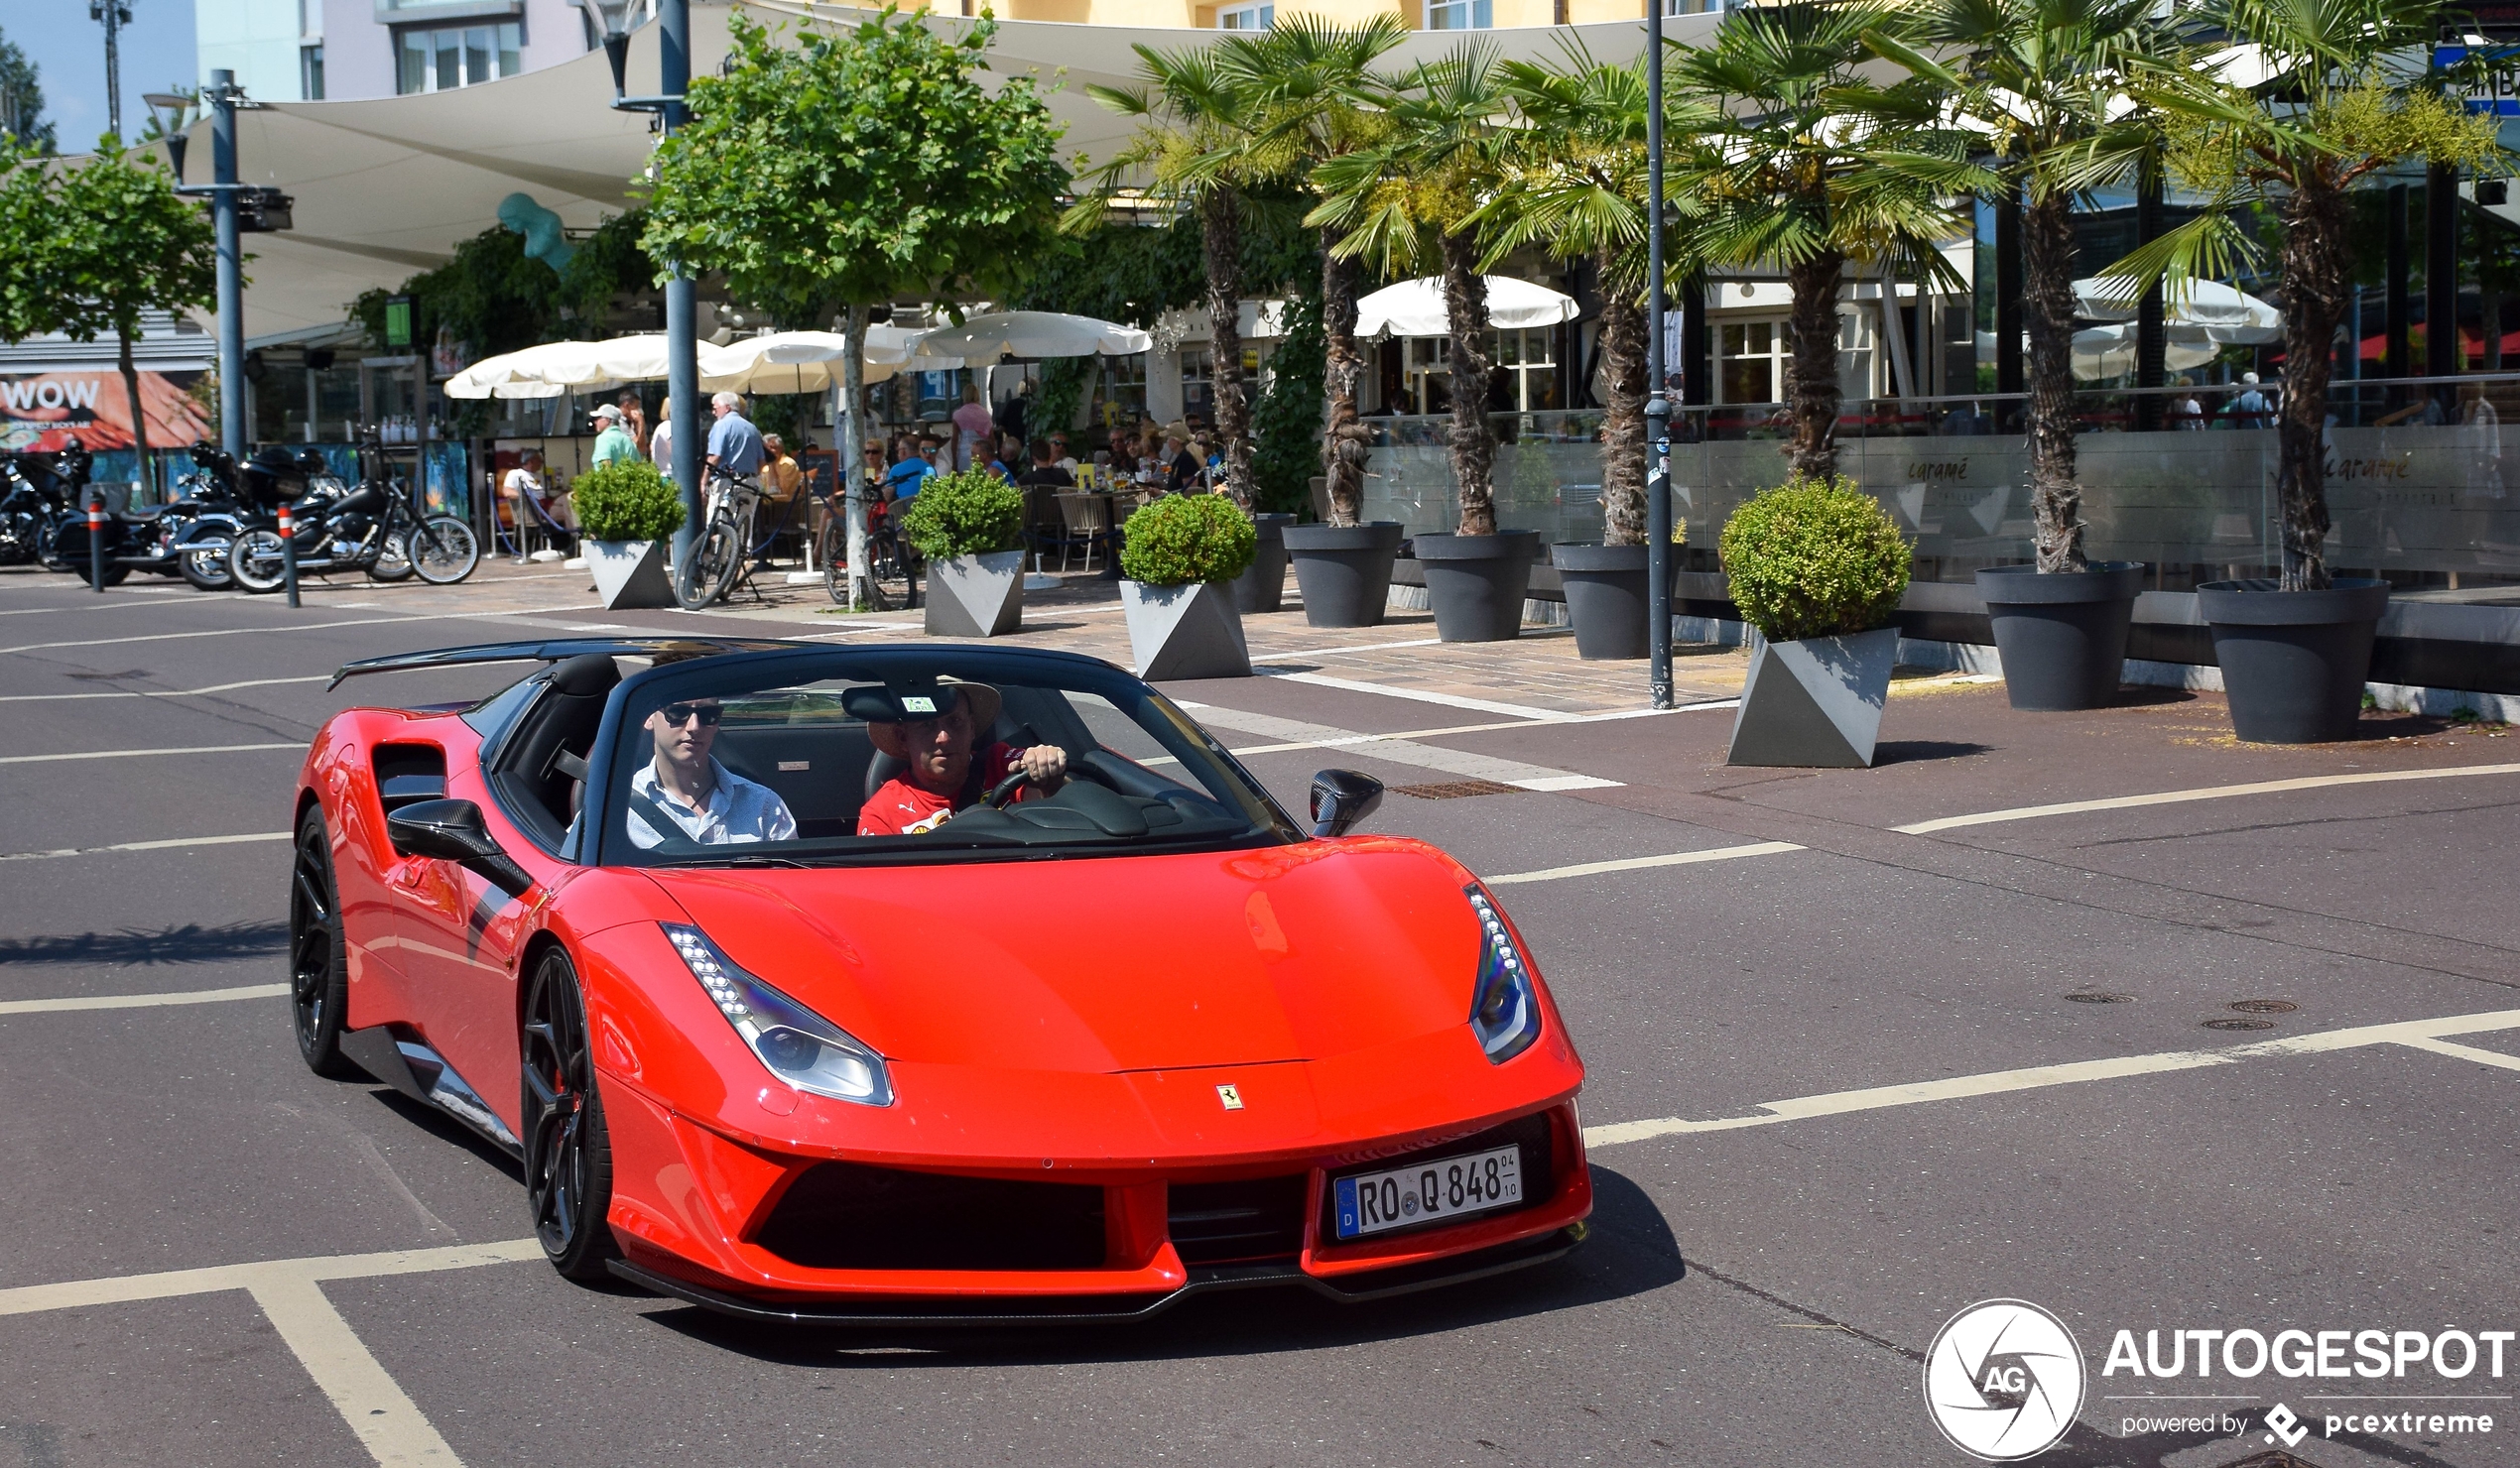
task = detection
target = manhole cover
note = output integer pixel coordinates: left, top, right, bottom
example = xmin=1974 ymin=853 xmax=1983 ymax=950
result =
xmin=1393 ymin=779 xmax=1523 ymax=799
xmin=2229 ymin=999 xmax=2299 ymax=1014
xmin=2064 ymin=992 xmax=2134 ymax=1004
xmin=2203 ymin=1017 xmax=2278 ymax=1032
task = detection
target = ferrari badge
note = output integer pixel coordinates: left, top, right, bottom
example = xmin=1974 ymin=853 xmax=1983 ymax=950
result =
xmin=1215 ymin=1084 xmax=1244 ymax=1111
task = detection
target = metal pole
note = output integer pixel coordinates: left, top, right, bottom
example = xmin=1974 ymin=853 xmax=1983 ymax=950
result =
xmin=87 ymin=492 xmax=105 ymax=592
xmin=661 ymin=0 xmax=702 ymax=566
xmin=280 ymin=498 xmax=300 ymax=607
xmin=99 ymin=2 xmax=125 ymax=142
xmin=210 ymin=72 xmax=245 ymax=461
xmin=1645 ymin=0 xmax=1673 ymax=711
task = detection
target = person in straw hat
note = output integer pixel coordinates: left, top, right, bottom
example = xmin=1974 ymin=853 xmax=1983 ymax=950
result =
xmin=849 ymin=677 xmax=1070 ymax=836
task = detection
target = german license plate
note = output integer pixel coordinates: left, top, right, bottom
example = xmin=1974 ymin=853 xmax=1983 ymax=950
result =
xmin=1332 ymin=1144 xmax=1523 ymax=1241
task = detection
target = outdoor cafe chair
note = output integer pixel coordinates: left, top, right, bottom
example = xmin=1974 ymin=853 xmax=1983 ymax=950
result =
xmin=1044 ymin=492 xmax=1110 ymax=573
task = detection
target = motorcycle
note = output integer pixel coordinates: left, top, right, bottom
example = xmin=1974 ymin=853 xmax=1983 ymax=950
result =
xmin=48 ymin=441 xmax=256 ymax=591
xmin=226 ymin=434 xmax=480 ymax=593
xmin=1 ymin=441 xmax=89 ymax=569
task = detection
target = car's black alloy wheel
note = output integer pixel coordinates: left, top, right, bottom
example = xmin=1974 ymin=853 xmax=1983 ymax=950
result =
xmin=522 ymin=947 xmax=618 ymax=1282
xmin=290 ymin=809 xmax=360 ymax=1078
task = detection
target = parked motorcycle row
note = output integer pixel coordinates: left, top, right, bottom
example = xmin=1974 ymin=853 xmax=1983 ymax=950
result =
xmin=0 ymin=429 xmax=480 ymax=593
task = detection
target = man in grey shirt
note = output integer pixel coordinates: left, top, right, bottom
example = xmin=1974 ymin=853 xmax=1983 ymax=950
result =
xmin=706 ymin=392 xmax=767 ymax=479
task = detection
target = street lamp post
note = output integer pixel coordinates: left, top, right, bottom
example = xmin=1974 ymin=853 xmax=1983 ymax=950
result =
xmin=582 ymin=0 xmax=699 ymax=566
xmin=1644 ymin=0 xmax=1673 ymax=710
xmin=207 ymin=72 xmax=246 ymax=462
xmin=91 ymin=0 xmax=133 ymax=142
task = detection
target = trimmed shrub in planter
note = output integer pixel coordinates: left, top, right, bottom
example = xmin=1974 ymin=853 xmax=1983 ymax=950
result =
xmin=902 ymin=470 xmax=1027 ymax=637
xmin=570 ymin=458 xmax=685 ymax=609
xmin=1718 ymin=476 xmax=1912 ymax=768
xmin=1118 ymin=494 xmax=1257 ymax=679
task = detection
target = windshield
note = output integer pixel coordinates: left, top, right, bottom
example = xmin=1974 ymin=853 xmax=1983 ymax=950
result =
xmin=595 ymin=650 xmax=1298 ymax=867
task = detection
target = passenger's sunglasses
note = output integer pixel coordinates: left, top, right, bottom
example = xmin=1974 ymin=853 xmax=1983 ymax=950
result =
xmin=659 ymin=702 xmax=723 ymax=728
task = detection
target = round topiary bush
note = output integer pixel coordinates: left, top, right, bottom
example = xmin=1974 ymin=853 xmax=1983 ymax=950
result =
xmin=570 ymin=458 xmax=686 ymax=544
xmin=1120 ymin=494 xmax=1258 ymax=586
xmin=899 ymin=469 xmax=1025 ymax=561
xmin=1718 ymin=475 xmax=1912 ymax=643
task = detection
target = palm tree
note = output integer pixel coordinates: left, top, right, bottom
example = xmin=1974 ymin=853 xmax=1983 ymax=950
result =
xmin=1670 ymin=0 xmax=1972 ymax=483
xmin=1866 ymin=0 xmax=2179 ymax=574
xmin=1478 ymin=50 xmax=1709 ymax=546
xmin=1217 ymin=16 xmax=1407 ymax=527
xmin=1310 ymin=44 xmax=1515 ymax=537
xmin=1080 ymin=47 xmax=1264 ymax=502
xmin=2096 ymin=0 xmax=2502 ymax=590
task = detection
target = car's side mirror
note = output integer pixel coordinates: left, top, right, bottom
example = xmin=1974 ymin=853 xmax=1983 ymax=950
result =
xmin=386 ymin=798 xmax=536 ymax=900
xmin=1310 ymin=770 xmax=1385 ymax=839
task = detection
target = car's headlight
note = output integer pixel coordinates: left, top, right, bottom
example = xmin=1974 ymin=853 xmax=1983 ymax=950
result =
xmin=663 ymin=923 xmax=893 ymax=1106
xmin=1465 ymin=884 xmax=1541 ymax=1063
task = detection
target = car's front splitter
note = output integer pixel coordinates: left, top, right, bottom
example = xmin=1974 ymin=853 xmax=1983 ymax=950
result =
xmin=605 ymin=1224 xmax=1586 ymax=1328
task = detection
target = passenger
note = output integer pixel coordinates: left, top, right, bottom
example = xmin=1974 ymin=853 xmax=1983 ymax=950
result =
xmin=852 ymin=679 xmax=1068 ymax=836
xmin=626 ymin=696 xmax=797 ymax=847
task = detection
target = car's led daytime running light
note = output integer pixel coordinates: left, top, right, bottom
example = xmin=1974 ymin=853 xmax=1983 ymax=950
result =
xmin=663 ymin=923 xmax=892 ymax=1106
xmin=1465 ymin=884 xmax=1540 ymax=1063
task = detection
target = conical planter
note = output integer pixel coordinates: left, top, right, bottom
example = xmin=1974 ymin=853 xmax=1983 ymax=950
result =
xmin=1976 ymin=561 xmax=2146 ymax=711
xmin=2197 ymin=578 xmax=2390 ymax=744
xmin=584 ymin=540 xmax=674 ymax=610
xmin=1122 ymin=579 xmax=1252 ymax=681
xmin=1725 ymin=627 xmax=1899 ymax=768
xmin=1416 ymin=530 xmax=1544 ymax=643
xmin=925 ymin=548 xmax=1026 ymax=638
xmin=1283 ymin=522 xmax=1404 ymax=628
xmin=1554 ymin=543 xmax=1679 ymax=660
xmin=1231 ymin=513 xmax=1294 ymax=614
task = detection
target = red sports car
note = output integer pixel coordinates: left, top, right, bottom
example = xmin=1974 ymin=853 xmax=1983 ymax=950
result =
xmin=293 ymin=637 xmax=1589 ymax=1322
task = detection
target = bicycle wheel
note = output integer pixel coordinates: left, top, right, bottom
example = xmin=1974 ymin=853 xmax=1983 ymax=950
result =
xmin=819 ymin=517 xmax=849 ymax=605
xmin=674 ymin=518 xmax=741 ymax=610
xmin=409 ymin=516 xmax=480 ymax=584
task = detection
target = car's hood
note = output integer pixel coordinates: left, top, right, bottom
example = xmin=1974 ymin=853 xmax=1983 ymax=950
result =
xmin=638 ymin=841 xmax=1480 ymax=1073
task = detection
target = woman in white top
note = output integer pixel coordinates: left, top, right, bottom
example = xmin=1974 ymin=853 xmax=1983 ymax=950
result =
xmin=650 ymin=397 xmax=675 ymax=479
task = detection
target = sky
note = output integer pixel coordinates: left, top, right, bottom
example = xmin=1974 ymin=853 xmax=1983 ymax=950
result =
xmin=7 ymin=0 xmax=198 ymax=150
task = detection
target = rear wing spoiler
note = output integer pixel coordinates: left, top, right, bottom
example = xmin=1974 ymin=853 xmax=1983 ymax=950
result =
xmin=327 ymin=636 xmax=806 ymax=691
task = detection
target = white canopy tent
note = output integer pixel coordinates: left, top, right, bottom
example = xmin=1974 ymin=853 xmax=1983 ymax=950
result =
xmin=911 ymin=311 xmax=1152 ymax=361
xmin=1355 ymin=277 xmax=1580 ymax=340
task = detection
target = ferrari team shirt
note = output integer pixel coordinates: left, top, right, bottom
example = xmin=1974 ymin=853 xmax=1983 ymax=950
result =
xmin=857 ymin=744 xmax=1023 ymax=836
xmin=627 ymin=759 xmax=798 ymax=848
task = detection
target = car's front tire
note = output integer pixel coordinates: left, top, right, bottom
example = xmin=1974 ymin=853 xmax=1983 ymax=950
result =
xmin=521 ymin=947 xmax=618 ymax=1283
xmin=290 ymin=808 xmax=360 ymax=1078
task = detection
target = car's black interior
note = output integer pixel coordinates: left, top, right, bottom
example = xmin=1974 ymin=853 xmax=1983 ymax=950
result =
xmin=487 ymin=653 xmax=620 ymax=850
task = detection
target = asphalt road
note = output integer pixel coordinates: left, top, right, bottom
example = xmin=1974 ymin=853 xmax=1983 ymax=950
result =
xmin=3 ymin=565 xmax=2517 ymax=1468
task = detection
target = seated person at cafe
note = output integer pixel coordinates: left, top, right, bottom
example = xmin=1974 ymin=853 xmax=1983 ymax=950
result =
xmin=852 ymin=679 xmax=1068 ymax=836
xmin=626 ymin=696 xmax=798 ymax=847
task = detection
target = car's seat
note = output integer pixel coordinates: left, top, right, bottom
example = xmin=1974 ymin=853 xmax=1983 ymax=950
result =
xmin=495 ymin=654 xmax=618 ymax=840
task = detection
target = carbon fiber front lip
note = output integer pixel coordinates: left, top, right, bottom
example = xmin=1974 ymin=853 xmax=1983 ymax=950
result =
xmin=605 ymin=1226 xmax=1582 ymax=1328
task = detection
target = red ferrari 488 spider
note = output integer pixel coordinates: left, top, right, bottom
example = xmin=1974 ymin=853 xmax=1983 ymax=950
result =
xmin=293 ymin=637 xmax=1589 ymax=1322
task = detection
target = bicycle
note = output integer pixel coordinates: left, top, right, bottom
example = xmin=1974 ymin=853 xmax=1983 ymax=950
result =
xmin=674 ymin=468 xmax=762 ymax=611
xmin=818 ymin=489 xmax=919 ymax=611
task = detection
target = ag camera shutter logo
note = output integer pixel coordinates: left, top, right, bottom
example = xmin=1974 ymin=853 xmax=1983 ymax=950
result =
xmin=1924 ymin=1299 xmax=2087 ymax=1460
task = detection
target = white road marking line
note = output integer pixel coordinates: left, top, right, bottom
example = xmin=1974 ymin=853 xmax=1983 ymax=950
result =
xmin=1190 ymin=703 xmax=1620 ymax=790
xmin=249 ymin=1275 xmax=464 ymax=1468
xmin=0 ymin=830 xmax=291 ymax=862
xmin=0 ymin=741 xmax=304 ymax=765
xmin=2395 ymin=1036 xmax=2520 ymax=1072
xmin=0 ymin=983 xmax=290 ymax=1016
xmin=0 ymin=603 xmax=608 ymax=657
xmin=1253 ymin=670 xmax=1571 ymax=721
xmin=1486 ymin=840 xmax=1805 ymax=886
xmin=1582 ymin=1007 xmax=2520 ymax=1150
xmin=0 ymin=674 xmax=335 ymax=702
xmin=1893 ymin=763 xmax=2520 ymax=835
xmin=0 ymin=1237 xmax=543 ymax=1316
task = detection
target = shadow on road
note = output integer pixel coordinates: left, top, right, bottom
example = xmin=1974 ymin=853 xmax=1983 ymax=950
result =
xmin=0 ymin=920 xmax=288 ymax=967
xmin=1871 ymin=740 xmax=1992 ymax=766
xmin=640 ymin=1164 xmax=1685 ymax=1368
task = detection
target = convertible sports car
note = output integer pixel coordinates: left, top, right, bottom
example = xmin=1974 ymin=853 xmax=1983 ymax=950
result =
xmin=292 ymin=637 xmax=1589 ymax=1322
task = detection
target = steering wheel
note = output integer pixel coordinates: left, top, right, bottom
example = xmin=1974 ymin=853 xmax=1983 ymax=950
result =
xmin=985 ymin=770 xmax=1033 ymax=809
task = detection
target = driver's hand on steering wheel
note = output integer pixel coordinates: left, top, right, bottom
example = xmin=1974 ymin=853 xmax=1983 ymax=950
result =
xmin=1014 ymin=744 xmax=1068 ymax=793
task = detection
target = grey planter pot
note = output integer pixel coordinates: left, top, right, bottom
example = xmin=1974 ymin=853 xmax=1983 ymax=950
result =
xmin=2197 ymin=577 xmax=2390 ymax=743
xmin=1232 ymin=513 xmax=1295 ymax=614
xmin=1283 ymin=522 xmax=1404 ymax=628
xmin=1726 ymin=626 xmax=1900 ymax=768
xmin=1976 ymin=561 xmax=2146 ymax=711
xmin=584 ymin=539 xmax=673 ymax=610
xmin=925 ymin=548 xmax=1026 ymax=637
xmin=1416 ymin=531 xmax=1544 ymax=643
xmin=1122 ymin=579 xmax=1252 ymax=681
xmin=1553 ymin=543 xmax=1679 ymax=660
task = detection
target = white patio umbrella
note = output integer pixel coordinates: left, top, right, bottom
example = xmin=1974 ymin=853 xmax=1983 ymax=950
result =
xmin=2073 ymin=277 xmax=2282 ymax=339
xmin=2071 ymin=323 xmax=2227 ymax=379
xmin=1355 ymin=276 xmax=1578 ymax=340
xmin=697 ymin=327 xmax=951 ymax=394
xmin=441 ymin=334 xmax=680 ymax=399
xmin=911 ymin=310 xmax=1150 ymax=360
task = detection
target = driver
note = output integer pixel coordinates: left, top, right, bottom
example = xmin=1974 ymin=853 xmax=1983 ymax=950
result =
xmin=626 ymin=696 xmax=798 ymax=847
xmin=851 ymin=678 xmax=1068 ymax=836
